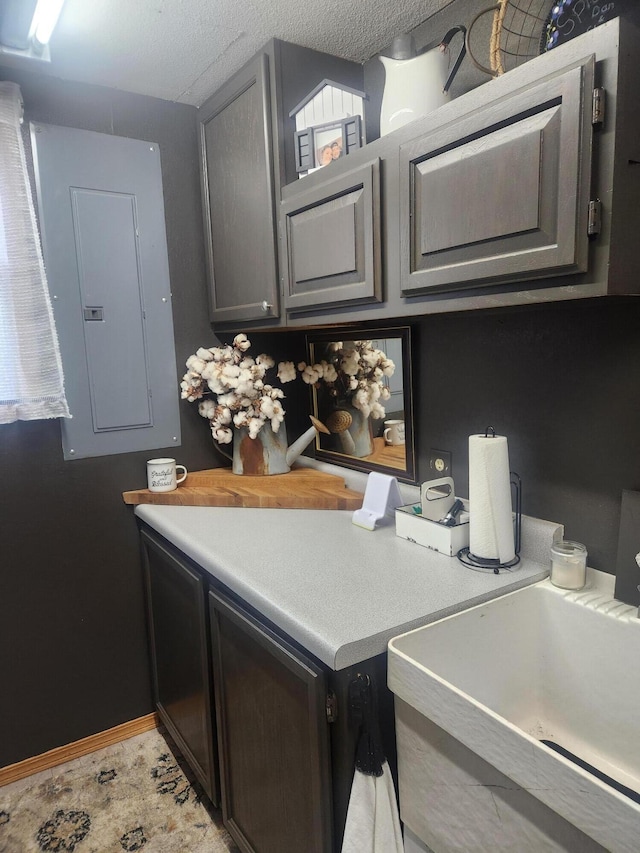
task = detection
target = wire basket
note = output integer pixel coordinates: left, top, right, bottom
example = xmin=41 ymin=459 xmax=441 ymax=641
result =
xmin=466 ymin=0 xmax=552 ymax=77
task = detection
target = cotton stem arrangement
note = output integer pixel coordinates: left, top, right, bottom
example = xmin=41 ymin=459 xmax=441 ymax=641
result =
xmin=180 ymin=334 xmax=298 ymax=444
xmin=298 ymin=340 xmax=395 ymax=419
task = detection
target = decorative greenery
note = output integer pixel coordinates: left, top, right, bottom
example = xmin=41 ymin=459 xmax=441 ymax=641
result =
xmin=180 ymin=335 xmax=298 ymax=443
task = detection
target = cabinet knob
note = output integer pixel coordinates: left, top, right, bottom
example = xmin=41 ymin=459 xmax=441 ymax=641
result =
xmin=261 ymin=300 xmax=272 ymax=313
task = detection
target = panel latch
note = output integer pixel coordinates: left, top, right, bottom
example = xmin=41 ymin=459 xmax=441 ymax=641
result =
xmin=83 ymin=307 xmax=104 ymax=321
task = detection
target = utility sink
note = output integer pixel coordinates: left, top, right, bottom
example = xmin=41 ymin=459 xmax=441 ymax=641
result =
xmin=389 ymin=569 xmax=640 ymax=853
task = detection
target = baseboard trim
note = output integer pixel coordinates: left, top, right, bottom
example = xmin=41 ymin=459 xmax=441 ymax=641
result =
xmin=0 ymin=712 xmax=160 ymax=787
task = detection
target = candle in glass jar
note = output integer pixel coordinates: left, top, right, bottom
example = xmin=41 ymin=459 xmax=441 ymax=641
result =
xmin=550 ymin=540 xmax=587 ymax=590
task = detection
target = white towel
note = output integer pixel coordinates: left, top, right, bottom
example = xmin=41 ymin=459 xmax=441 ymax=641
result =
xmin=341 ymin=761 xmax=404 ymax=853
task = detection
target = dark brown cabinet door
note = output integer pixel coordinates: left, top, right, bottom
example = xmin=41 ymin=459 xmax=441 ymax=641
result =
xmin=280 ymin=159 xmax=382 ymax=313
xmin=141 ymin=529 xmax=219 ymax=805
xmin=209 ymin=589 xmax=332 ymax=853
xmin=399 ymin=57 xmax=595 ymax=295
xmin=199 ymin=52 xmax=280 ymax=324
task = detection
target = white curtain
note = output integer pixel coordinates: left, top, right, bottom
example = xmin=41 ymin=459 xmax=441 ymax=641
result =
xmin=0 ymin=81 xmax=70 ymax=424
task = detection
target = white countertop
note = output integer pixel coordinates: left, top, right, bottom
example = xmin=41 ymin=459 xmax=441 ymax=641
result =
xmin=134 ymin=462 xmax=560 ymax=670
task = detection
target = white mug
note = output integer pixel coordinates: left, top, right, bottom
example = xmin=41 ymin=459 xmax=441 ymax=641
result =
xmin=383 ymin=419 xmax=405 ymax=446
xmin=147 ymin=458 xmax=188 ymax=492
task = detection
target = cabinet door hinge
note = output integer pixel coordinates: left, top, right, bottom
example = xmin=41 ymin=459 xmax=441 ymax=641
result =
xmin=325 ymin=690 xmax=338 ymax=723
xmin=592 ymin=87 xmax=605 ymax=126
xmin=588 ymin=199 xmax=602 ymax=238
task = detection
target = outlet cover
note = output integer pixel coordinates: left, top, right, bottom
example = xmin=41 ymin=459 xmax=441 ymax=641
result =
xmin=428 ymin=449 xmax=452 ymax=477
xmin=613 ymin=490 xmax=640 ymax=606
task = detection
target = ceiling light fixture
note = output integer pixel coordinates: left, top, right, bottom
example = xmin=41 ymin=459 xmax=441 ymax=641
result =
xmin=0 ymin=0 xmax=65 ymax=63
xmin=30 ymin=0 xmax=65 ymax=48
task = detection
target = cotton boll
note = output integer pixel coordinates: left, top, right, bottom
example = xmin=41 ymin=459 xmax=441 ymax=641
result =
xmin=205 ymin=377 xmax=226 ymax=396
xmin=186 ymin=355 xmax=207 ymax=374
xmin=256 ymin=354 xmax=275 ymax=369
xmin=353 ymin=388 xmax=371 ymax=417
xmin=270 ymin=399 xmax=285 ymax=431
xmin=235 ymin=381 xmax=255 ymax=397
xmin=322 ymin=362 xmax=338 ymax=382
xmin=301 ymin=365 xmax=319 ymax=384
xmin=201 ymin=361 xmax=221 ymax=382
xmin=341 ymin=352 xmax=360 ymax=375
xmin=222 ymin=364 xmax=241 ymax=380
xmin=248 ymin=417 xmax=264 ymax=439
xmin=277 ymin=361 xmax=296 ymax=383
xmin=233 ymin=334 xmax=251 ymax=352
xmin=212 ymin=426 xmax=233 ymax=444
xmin=361 ymin=350 xmax=380 ymax=369
xmin=265 ymin=385 xmax=284 ymax=399
xmin=260 ymin=397 xmax=275 ymax=418
xmin=216 ymin=405 xmax=232 ymax=425
xmin=198 ymin=399 xmax=217 ymax=419
xmin=371 ymin=401 xmax=386 ymax=420
xmin=196 ymin=347 xmax=215 ymax=361
xmin=216 ymin=392 xmax=236 ymax=408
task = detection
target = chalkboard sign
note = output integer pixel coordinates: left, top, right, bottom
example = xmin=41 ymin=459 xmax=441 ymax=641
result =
xmin=542 ymin=0 xmax=637 ymax=52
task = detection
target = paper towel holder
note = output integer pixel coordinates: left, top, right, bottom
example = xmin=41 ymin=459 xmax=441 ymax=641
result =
xmin=457 ymin=471 xmax=522 ymax=574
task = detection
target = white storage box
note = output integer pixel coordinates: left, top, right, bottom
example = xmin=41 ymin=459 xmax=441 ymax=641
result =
xmin=395 ymin=503 xmax=469 ymax=556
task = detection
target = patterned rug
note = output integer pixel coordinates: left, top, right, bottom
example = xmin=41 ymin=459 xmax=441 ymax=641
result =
xmin=0 ymin=728 xmax=239 ymax=853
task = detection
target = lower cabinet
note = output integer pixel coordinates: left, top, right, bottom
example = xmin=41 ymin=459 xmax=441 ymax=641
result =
xmin=209 ymin=587 xmax=333 ymax=853
xmin=140 ymin=525 xmax=397 ymax=852
xmin=140 ymin=529 xmax=219 ymax=805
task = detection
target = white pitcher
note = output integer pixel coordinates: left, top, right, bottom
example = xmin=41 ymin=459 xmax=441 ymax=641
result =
xmin=379 ymin=26 xmax=466 ymax=137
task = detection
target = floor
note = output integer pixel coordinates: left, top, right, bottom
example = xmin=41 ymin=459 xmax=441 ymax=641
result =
xmin=0 ymin=727 xmax=239 ymax=852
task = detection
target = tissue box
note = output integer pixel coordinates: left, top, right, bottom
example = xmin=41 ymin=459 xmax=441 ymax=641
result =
xmin=395 ymin=503 xmax=470 ymax=556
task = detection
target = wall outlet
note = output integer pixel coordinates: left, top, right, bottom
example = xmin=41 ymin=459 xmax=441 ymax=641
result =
xmin=428 ymin=449 xmax=452 ymax=477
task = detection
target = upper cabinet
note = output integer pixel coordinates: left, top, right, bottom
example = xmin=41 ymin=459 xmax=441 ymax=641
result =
xmin=198 ymin=40 xmax=364 ymax=328
xmin=399 ymin=60 xmax=594 ymax=295
xmin=284 ymin=19 xmax=640 ymax=327
xmin=201 ymin=20 xmax=640 ymax=332
xmin=280 ymin=158 xmax=382 ymax=313
xmin=200 ymin=54 xmax=279 ymax=325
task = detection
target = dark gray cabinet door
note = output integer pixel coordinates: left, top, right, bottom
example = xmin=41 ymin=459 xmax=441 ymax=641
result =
xmin=399 ymin=58 xmax=595 ymax=294
xmin=199 ymin=52 xmax=279 ymax=324
xmin=280 ymin=159 xmax=382 ymax=313
xmin=209 ymin=589 xmax=332 ymax=853
xmin=141 ymin=530 xmax=219 ymax=805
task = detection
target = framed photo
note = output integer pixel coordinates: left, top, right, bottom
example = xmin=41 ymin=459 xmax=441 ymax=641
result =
xmin=314 ymin=122 xmax=345 ymax=168
xmin=294 ymin=115 xmax=362 ymax=174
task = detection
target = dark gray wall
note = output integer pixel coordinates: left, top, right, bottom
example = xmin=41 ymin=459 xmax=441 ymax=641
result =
xmin=415 ymin=298 xmax=640 ymax=572
xmin=0 ymin=65 xmax=223 ymax=767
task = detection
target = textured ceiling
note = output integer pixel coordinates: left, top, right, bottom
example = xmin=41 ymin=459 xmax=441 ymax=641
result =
xmin=39 ymin=0 xmax=452 ymax=105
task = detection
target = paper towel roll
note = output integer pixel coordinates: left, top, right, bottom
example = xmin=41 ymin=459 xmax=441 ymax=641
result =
xmin=468 ymin=433 xmax=515 ymax=563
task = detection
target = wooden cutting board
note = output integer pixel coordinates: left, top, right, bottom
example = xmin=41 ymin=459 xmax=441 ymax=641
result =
xmin=122 ymin=467 xmax=364 ymax=510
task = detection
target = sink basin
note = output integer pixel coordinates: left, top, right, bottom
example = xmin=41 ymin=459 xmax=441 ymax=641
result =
xmin=389 ymin=568 xmax=640 ymax=852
